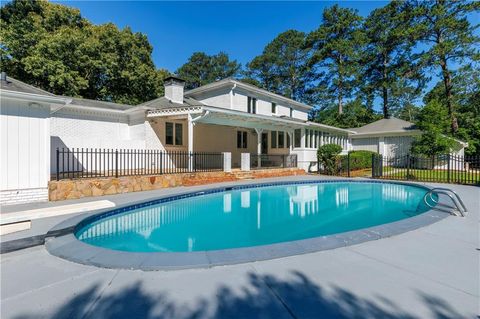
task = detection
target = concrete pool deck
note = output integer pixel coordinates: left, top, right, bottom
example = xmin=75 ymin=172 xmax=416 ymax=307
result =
xmin=1 ymin=175 xmax=478 ymax=318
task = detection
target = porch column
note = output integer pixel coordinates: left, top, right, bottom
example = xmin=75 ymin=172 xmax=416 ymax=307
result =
xmin=288 ymin=131 xmax=294 ymax=151
xmin=254 ymin=128 xmax=263 ymax=168
xmin=187 ymin=113 xmax=194 ymax=171
xmin=300 ymin=128 xmax=306 ymax=148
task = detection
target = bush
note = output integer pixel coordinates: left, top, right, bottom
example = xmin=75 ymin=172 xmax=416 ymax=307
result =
xmin=317 ymin=144 xmax=342 ymax=175
xmin=340 ymin=150 xmax=377 ymax=170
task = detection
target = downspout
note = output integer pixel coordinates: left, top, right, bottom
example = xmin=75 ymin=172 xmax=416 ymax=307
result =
xmin=191 ymin=110 xmax=210 ymax=123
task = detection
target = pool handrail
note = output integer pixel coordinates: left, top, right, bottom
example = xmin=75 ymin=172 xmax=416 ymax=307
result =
xmin=423 ymin=188 xmax=468 ymax=217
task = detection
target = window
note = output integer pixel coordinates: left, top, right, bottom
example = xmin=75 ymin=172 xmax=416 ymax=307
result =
xmin=287 ymin=133 xmax=290 ymax=148
xmin=166 ymin=122 xmax=183 ymax=146
xmin=175 ymin=123 xmax=183 ymax=145
xmin=305 ymin=129 xmax=310 ymax=148
xmin=310 ymin=130 xmax=314 ymax=148
xmin=289 ymin=107 xmax=293 ymax=117
xmin=247 ymin=97 xmax=257 ymax=114
xmin=314 ymin=131 xmax=318 ymax=149
xmin=271 ymin=131 xmax=277 ymax=148
xmin=166 ymin=122 xmax=174 ymax=145
xmin=271 ymin=103 xmax=276 ymax=114
xmin=294 ymin=129 xmax=301 ymax=148
xmin=237 ymin=131 xmax=248 ymax=149
xmin=278 ymin=131 xmax=285 ymax=148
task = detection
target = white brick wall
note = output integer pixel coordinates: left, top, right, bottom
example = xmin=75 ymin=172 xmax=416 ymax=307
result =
xmin=0 ymin=187 xmax=48 ymax=205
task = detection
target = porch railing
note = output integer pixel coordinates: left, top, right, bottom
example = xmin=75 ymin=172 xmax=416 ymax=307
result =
xmin=250 ymin=154 xmax=297 ymax=169
xmin=55 ymin=148 xmax=224 ymax=180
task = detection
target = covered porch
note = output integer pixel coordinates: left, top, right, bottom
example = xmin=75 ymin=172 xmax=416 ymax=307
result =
xmin=146 ymin=105 xmax=301 ymax=170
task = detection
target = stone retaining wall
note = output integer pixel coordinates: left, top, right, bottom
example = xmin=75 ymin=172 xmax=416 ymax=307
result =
xmin=48 ymin=168 xmax=306 ymax=201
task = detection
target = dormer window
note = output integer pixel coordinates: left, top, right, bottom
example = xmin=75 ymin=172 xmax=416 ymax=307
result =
xmin=271 ymin=103 xmax=276 ymax=114
xmin=248 ymin=97 xmax=257 ymax=114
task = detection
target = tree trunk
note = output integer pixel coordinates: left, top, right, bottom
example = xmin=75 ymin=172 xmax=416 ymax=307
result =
xmin=382 ymin=55 xmax=389 ymax=118
xmin=440 ymin=56 xmax=458 ymax=134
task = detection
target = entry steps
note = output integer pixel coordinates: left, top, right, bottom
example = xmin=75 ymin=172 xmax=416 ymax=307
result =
xmin=423 ymin=188 xmax=468 ymax=217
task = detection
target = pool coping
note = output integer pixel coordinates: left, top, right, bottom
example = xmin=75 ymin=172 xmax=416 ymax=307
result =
xmin=44 ymin=179 xmax=450 ymax=271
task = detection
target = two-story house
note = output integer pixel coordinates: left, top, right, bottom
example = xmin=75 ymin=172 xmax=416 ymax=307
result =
xmin=0 ymin=74 xmax=466 ymax=204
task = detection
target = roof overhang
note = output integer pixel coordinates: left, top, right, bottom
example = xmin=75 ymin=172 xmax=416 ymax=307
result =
xmin=146 ymin=105 xmax=352 ymax=133
xmin=349 ymin=130 xmax=422 ymax=138
xmin=0 ymin=89 xmax=68 ymax=105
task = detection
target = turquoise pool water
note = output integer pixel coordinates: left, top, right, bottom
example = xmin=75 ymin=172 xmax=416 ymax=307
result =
xmin=76 ymin=182 xmax=431 ymax=252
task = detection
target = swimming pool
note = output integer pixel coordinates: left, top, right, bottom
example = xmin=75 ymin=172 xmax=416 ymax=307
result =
xmin=75 ymin=181 xmax=433 ymax=253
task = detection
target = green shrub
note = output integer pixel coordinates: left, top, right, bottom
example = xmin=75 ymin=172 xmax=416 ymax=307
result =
xmin=317 ymin=144 xmax=342 ymax=175
xmin=340 ymin=150 xmax=377 ymax=170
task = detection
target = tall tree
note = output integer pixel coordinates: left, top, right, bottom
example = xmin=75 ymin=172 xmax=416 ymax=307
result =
xmin=1 ymin=0 xmax=162 ymax=104
xmin=306 ymin=5 xmax=366 ymax=114
xmin=176 ymin=52 xmax=240 ymax=90
xmin=245 ymin=30 xmax=311 ymax=102
xmin=363 ymin=1 xmax=424 ymax=118
xmin=410 ymin=0 xmax=479 ymax=134
xmin=424 ymin=64 xmax=480 ymax=155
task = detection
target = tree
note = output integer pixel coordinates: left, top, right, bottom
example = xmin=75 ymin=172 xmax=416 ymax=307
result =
xmin=411 ymin=99 xmax=455 ymax=156
xmin=410 ymin=0 xmax=480 ymax=134
xmin=424 ymin=64 xmax=480 ymax=156
xmin=312 ymin=99 xmax=381 ymax=129
xmin=176 ymin=52 xmax=240 ymax=90
xmin=306 ymin=5 xmax=366 ymax=114
xmin=1 ymin=0 xmax=162 ymax=104
xmin=363 ymin=1 xmax=424 ymax=118
xmin=245 ymin=30 xmax=311 ymax=102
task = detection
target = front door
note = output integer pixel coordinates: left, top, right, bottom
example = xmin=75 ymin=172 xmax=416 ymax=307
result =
xmin=261 ymin=133 xmax=268 ymax=154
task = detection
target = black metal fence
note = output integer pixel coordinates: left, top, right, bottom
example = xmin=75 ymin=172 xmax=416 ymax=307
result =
xmin=372 ymin=154 xmax=480 ymax=185
xmin=250 ymin=154 xmax=298 ymax=169
xmin=56 ymin=148 xmax=224 ymax=180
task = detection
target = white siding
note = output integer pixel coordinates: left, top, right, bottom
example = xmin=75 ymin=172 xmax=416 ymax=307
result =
xmin=352 ymin=138 xmax=379 ymax=153
xmin=191 ymin=86 xmax=310 ymax=122
xmin=384 ymin=136 xmax=413 ymax=157
xmin=50 ymin=108 xmax=147 ymax=173
xmin=0 ymin=98 xmax=50 ymax=194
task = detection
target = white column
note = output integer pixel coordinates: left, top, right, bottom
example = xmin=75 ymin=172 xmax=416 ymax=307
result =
xmin=241 ymin=153 xmax=250 ymax=171
xmin=301 ymin=128 xmax=306 ymax=148
xmin=288 ymin=131 xmax=294 ymax=151
xmin=187 ymin=113 xmax=194 ymax=171
xmin=254 ymin=128 xmax=263 ymax=168
xmin=223 ymin=152 xmax=231 ymax=172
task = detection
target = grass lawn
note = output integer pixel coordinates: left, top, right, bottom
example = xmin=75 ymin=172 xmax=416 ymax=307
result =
xmin=381 ymin=167 xmax=480 ymax=185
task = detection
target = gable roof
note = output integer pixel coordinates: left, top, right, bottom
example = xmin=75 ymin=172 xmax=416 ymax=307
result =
xmin=185 ymin=78 xmax=312 ymax=111
xmin=350 ymin=117 xmax=418 ymax=135
xmin=138 ymin=95 xmax=204 ymax=109
xmin=0 ymin=76 xmax=56 ymax=97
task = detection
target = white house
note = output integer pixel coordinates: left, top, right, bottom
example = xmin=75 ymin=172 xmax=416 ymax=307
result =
xmin=0 ymin=73 xmax=466 ymax=204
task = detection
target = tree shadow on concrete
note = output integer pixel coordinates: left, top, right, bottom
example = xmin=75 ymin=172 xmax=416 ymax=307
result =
xmin=12 ymin=270 xmax=467 ymax=319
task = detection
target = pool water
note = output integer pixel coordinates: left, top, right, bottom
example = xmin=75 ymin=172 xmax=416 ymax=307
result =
xmin=76 ymin=182 xmax=431 ymax=252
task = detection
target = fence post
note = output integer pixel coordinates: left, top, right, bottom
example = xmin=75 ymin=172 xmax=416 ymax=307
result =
xmin=56 ymin=148 xmax=60 ymax=181
xmin=347 ymin=152 xmax=350 ymax=177
xmin=406 ymin=154 xmax=410 ymax=179
xmin=447 ymin=153 xmax=451 ymax=183
xmin=371 ymin=153 xmax=375 ymax=178
xmin=115 ymin=150 xmax=119 ymax=178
